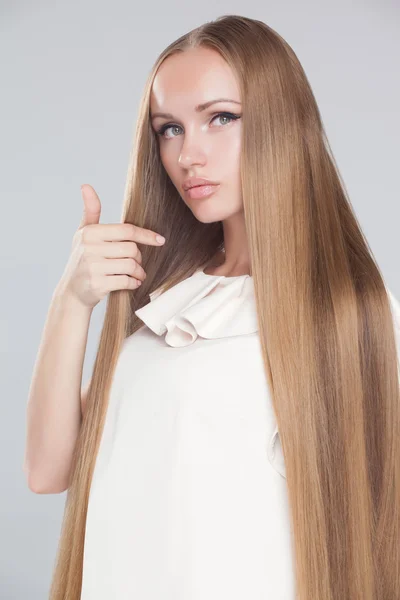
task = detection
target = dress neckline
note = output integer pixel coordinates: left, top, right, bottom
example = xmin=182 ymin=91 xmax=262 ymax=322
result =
xmin=196 ymin=266 xmax=252 ymax=280
xmin=134 ymin=267 xmax=257 ymax=347
xmin=198 ymin=249 xmax=252 ymax=279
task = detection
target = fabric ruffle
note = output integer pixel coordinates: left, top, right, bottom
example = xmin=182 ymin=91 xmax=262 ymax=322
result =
xmin=267 ymin=425 xmax=286 ymax=479
xmin=135 ymin=269 xmax=258 ymax=348
xmin=134 ymin=267 xmax=286 ymax=479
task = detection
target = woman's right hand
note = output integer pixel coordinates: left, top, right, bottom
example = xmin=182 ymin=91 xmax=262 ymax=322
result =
xmin=57 ymin=184 xmax=166 ymax=310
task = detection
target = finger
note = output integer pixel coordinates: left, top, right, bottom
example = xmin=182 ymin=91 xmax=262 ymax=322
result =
xmin=85 ymin=242 xmax=142 ymax=263
xmin=101 ymin=258 xmax=146 ymax=281
xmin=105 ymin=274 xmax=142 ymax=292
xmin=78 ymin=184 xmax=102 ymax=229
xmin=83 ymin=222 xmax=166 ymax=245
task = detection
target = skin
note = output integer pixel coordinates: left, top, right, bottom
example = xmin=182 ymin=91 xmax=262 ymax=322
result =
xmin=150 ymin=46 xmax=251 ymax=277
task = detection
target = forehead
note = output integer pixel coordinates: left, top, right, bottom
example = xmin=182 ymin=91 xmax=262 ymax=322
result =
xmin=150 ymin=47 xmax=240 ymax=113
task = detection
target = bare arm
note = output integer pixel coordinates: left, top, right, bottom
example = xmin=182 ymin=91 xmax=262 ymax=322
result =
xmin=23 ymin=183 xmax=164 ymax=494
xmin=23 ymin=286 xmax=93 ymax=494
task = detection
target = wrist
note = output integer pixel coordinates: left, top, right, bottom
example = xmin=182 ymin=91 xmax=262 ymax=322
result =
xmin=52 ymin=284 xmax=93 ymax=315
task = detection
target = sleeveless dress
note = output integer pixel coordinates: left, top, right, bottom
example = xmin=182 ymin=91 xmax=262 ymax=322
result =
xmin=80 ymin=266 xmax=400 ymax=600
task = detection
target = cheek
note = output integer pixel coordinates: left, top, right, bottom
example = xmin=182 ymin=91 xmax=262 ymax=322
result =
xmin=159 ymin=146 xmax=178 ymax=180
xmin=218 ymin=136 xmax=241 ymax=181
xmin=217 ymin=127 xmax=241 ymax=165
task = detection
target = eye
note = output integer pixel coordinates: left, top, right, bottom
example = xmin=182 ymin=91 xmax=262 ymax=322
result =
xmin=155 ymin=112 xmax=241 ymax=140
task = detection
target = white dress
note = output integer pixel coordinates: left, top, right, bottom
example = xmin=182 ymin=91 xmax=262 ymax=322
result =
xmin=80 ymin=266 xmax=400 ymax=600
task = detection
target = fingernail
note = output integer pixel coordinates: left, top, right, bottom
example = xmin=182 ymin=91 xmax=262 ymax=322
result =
xmin=156 ymin=235 xmax=165 ymax=244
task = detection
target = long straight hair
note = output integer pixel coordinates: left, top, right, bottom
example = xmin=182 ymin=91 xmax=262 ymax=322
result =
xmin=49 ymin=15 xmax=400 ymax=599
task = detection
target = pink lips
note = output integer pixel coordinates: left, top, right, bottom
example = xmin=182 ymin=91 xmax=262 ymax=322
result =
xmin=186 ymin=184 xmax=220 ymax=199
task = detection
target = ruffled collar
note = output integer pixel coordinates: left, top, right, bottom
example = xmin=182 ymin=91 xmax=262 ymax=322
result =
xmin=134 ymin=267 xmax=258 ymax=347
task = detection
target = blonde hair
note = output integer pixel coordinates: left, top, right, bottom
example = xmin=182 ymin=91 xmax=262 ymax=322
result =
xmin=49 ymin=15 xmax=400 ymax=599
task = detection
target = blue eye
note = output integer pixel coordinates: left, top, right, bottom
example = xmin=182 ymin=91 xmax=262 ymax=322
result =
xmin=155 ymin=112 xmax=241 ymax=139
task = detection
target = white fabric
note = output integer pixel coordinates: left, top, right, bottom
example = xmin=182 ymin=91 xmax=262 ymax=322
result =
xmin=80 ymin=267 xmax=400 ymax=600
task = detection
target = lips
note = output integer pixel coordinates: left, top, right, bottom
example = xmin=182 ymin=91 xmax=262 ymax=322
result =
xmin=185 ymin=184 xmax=220 ymax=199
xmin=183 ymin=177 xmax=219 ymax=191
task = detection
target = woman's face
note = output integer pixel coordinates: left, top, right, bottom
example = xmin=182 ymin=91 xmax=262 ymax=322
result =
xmin=150 ymin=46 xmax=243 ymax=223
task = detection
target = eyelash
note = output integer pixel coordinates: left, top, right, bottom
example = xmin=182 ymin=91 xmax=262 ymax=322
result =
xmin=155 ymin=112 xmax=241 ymax=139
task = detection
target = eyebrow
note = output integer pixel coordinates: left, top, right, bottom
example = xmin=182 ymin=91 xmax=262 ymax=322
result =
xmin=150 ymin=98 xmax=241 ymax=121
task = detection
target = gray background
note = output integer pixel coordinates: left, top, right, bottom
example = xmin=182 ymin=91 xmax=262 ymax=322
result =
xmin=1 ymin=1 xmax=399 ymax=597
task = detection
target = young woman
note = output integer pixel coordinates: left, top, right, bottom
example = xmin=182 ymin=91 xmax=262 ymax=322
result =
xmin=25 ymin=14 xmax=400 ymax=600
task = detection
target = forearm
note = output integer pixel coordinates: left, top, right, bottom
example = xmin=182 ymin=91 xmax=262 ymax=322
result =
xmin=24 ymin=286 xmax=93 ymax=493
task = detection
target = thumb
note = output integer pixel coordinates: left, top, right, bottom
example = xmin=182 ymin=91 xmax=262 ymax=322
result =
xmin=78 ymin=184 xmax=102 ymax=229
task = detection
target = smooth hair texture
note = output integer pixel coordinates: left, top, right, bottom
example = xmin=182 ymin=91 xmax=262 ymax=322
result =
xmin=49 ymin=15 xmax=400 ymax=600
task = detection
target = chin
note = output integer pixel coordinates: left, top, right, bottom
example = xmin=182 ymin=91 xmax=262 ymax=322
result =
xmin=196 ymin=203 xmax=242 ymax=223
xmin=190 ymin=206 xmax=228 ymax=224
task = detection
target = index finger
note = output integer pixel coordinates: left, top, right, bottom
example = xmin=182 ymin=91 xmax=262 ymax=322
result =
xmin=86 ymin=222 xmax=166 ymax=245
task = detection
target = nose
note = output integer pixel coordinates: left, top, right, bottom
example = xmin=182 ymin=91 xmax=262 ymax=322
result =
xmin=178 ymin=133 xmax=207 ymax=169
